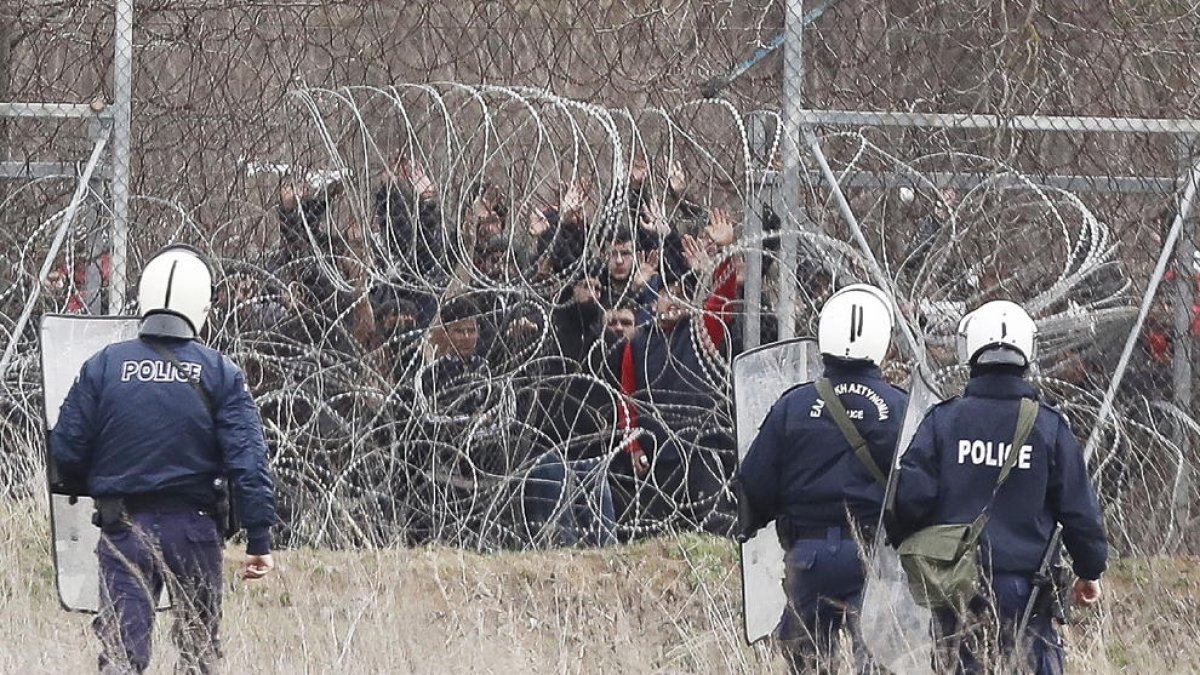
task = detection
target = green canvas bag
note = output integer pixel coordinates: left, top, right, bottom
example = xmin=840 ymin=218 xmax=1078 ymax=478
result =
xmin=897 ymin=397 xmax=1039 ymax=610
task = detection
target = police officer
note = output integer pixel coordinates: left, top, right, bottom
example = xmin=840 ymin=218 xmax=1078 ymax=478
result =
xmin=887 ymin=300 xmax=1107 ymax=674
xmin=51 ymin=245 xmax=278 ymax=674
xmin=738 ymin=284 xmax=909 ymax=674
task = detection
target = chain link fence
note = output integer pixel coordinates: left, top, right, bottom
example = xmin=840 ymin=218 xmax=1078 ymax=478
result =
xmin=1 ymin=0 xmax=1198 ymax=554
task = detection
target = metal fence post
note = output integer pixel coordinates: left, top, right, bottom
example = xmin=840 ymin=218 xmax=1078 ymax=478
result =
xmin=741 ymin=114 xmax=776 ymax=350
xmin=86 ymin=115 xmax=110 ymax=314
xmin=1084 ymin=156 xmax=1200 ymax=463
xmin=1172 ymin=135 xmax=1196 ymax=549
xmin=743 ymin=178 xmax=766 ymax=351
xmin=109 ymin=0 xmax=134 ymax=314
xmin=777 ymin=0 xmax=805 ymax=341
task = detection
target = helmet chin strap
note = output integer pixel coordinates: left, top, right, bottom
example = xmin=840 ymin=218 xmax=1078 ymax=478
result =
xmin=139 ymin=312 xmax=197 ymax=339
xmin=822 ymin=352 xmax=878 ymax=367
xmin=973 ymin=344 xmax=1028 ymax=367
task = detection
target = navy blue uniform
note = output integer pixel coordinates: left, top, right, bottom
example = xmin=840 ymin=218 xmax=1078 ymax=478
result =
xmin=51 ymin=336 xmax=277 ymax=674
xmin=738 ymin=357 xmax=908 ymax=672
xmin=890 ymin=372 xmax=1107 ymax=674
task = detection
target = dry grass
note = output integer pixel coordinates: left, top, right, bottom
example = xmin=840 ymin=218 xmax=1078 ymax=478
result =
xmin=1 ymin=496 xmax=1197 ymax=674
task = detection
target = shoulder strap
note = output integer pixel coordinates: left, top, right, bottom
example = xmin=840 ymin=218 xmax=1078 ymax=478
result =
xmin=997 ymin=398 xmax=1039 ymax=487
xmin=145 ymin=339 xmax=214 ymax=416
xmin=966 ymin=397 xmax=1040 ymax=542
xmin=816 ymin=377 xmax=888 ymax=486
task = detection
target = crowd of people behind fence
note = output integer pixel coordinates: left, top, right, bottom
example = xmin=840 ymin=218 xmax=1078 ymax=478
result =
xmin=29 ymin=152 xmax=1198 ymax=550
xmin=191 ymin=155 xmax=770 ymax=549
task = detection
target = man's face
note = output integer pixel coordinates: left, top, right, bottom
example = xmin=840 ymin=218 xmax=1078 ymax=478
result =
xmin=379 ymin=309 xmax=400 ymax=334
xmin=476 ymin=248 xmax=504 ymax=278
xmin=478 ymin=215 xmax=504 ymax=239
xmin=234 ymin=277 xmax=259 ymax=305
xmin=607 ymin=242 xmax=634 ymax=281
xmin=396 ymin=312 xmax=416 ymax=333
xmin=605 ymin=308 xmax=637 ymax=341
xmin=446 ymin=317 xmax=480 ymax=357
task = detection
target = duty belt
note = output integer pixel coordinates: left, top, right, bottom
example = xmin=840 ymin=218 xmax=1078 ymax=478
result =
xmin=123 ymin=492 xmax=215 ymax=514
xmin=777 ymin=521 xmax=877 ymax=547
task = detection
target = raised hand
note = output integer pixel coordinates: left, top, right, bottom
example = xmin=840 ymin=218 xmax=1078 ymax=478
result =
xmin=628 ymin=156 xmax=649 ymax=187
xmin=633 ymin=249 xmax=660 ymax=290
xmin=472 ymin=182 xmax=503 ymax=220
xmin=344 ymin=216 xmax=362 ymax=243
xmin=407 ymin=159 xmax=436 ymax=200
xmin=667 ymin=159 xmax=687 ymax=196
xmin=703 ymin=207 xmax=737 ymax=248
xmin=559 ymin=179 xmax=590 ymax=216
xmin=505 ymin=316 xmax=540 ymax=338
xmin=387 ymin=153 xmax=408 ymax=184
xmin=682 ymin=233 xmax=712 ymax=272
xmin=278 ymin=182 xmax=298 ymax=212
xmin=731 ymin=253 xmax=747 ymax=285
xmin=527 ymin=205 xmax=552 ymax=238
xmin=572 ymin=278 xmax=599 ymax=305
xmin=639 ymin=198 xmax=671 ymax=236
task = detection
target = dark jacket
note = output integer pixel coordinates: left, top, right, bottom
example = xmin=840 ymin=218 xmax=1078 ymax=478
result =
xmin=889 ymin=372 xmax=1108 ymax=580
xmin=550 ymin=289 xmax=605 ymax=366
xmin=616 ymin=258 xmax=738 ymax=459
xmin=418 ymin=354 xmax=491 ymax=419
xmin=373 ymin=186 xmax=448 ymax=285
xmin=50 ymin=337 xmax=278 ymax=554
xmin=624 ymin=317 xmax=723 ymax=446
xmin=738 ymin=357 xmax=908 ymax=534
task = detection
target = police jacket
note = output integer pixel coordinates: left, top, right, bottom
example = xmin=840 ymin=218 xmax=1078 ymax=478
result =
xmin=889 ymin=372 xmax=1108 ymax=580
xmin=738 ymin=357 xmax=908 ymax=534
xmin=51 ymin=337 xmax=278 ymax=555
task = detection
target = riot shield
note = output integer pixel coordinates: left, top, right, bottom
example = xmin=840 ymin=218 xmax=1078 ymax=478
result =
xmin=733 ymin=337 xmax=822 ymax=645
xmin=41 ymin=314 xmax=169 ymax=613
xmin=860 ymin=367 xmax=942 ymax=673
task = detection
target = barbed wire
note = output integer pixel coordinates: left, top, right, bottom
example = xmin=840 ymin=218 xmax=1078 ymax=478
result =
xmin=1 ymin=1 xmax=1198 ymax=555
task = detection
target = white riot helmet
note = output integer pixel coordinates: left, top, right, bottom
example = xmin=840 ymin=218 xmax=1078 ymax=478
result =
xmin=137 ymin=244 xmax=214 ymax=339
xmin=817 ymin=284 xmax=895 ymax=365
xmin=957 ymin=300 xmax=1037 ymax=367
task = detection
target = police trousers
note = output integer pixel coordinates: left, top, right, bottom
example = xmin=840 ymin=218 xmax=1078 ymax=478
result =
xmin=94 ymin=509 xmax=224 ymax=674
xmin=777 ymin=527 xmax=879 ymax=675
xmin=931 ymin=573 xmax=1063 ymax=674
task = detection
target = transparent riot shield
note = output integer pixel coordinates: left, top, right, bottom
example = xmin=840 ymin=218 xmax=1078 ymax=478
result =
xmin=733 ymin=337 xmax=822 ymax=645
xmin=860 ymin=367 xmax=942 ymax=673
xmin=41 ymin=314 xmax=169 ymax=612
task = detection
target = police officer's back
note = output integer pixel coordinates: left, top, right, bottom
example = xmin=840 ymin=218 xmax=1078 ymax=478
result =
xmin=888 ymin=300 xmax=1107 ymax=674
xmin=51 ymin=245 xmax=277 ymax=674
xmin=738 ymin=284 xmax=908 ymax=673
